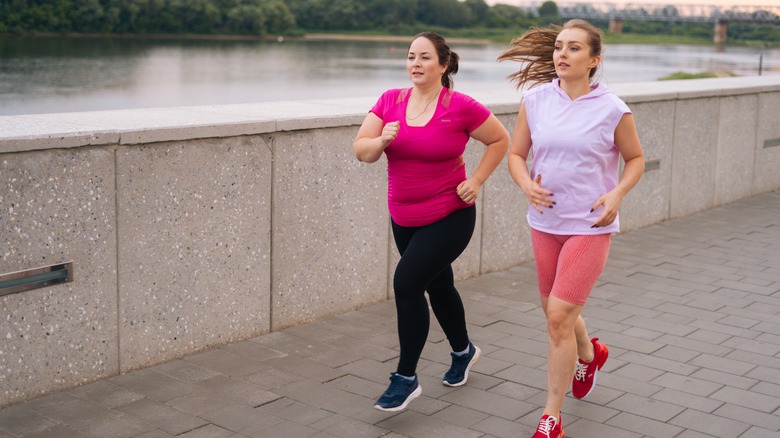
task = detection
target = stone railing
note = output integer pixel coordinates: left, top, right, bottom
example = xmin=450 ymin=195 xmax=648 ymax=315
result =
xmin=1 ymin=76 xmax=779 ymax=407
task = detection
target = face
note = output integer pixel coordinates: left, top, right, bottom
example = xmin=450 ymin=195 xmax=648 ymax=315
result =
xmin=406 ymin=37 xmax=447 ymax=86
xmin=553 ymin=28 xmax=600 ymax=81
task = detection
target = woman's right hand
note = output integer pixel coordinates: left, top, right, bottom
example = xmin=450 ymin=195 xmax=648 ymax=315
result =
xmin=354 ymin=114 xmax=396 ymax=163
xmin=380 ymin=121 xmax=400 ymax=148
xmin=523 ymin=174 xmax=555 ymax=213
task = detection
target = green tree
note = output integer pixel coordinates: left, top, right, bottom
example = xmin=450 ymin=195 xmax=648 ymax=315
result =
xmin=225 ymin=4 xmax=266 ymax=35
xmin=259 ymin=0 xmax=296 ymax=34
xmin=323 ymin=0 xmax=368 ymax=30
xmin=119 ymin=0 xmax=153 ymax=34
xmin=538 ymin=0 xmax=559 ymax=19
xmin=71 ymin=0 xmax=106 ymax=33
xmin=486 ymin=3 xmax=526 ymax=28
xmin=658 ymin=5 xmax=679 ymax=19
xmin=13 ymin=0 xmax=71 ymax=32
xmin=286 ymin=0 xmax=368 ymax=31
xmin=177 ymin=0 xmax=222 ymax=34
xmin=154 ymin=0 xmax=186 ymax=33
xmin=464 ymin=0 xmax=489 ymax=25
xmin=418 ymin=0 xmax=471 ymax=28
xmin=362 ymin=0 xmax=418 ymax=28
xmin=729 ymin=22 xmax=780 ymax=42
xmin=284 ymin=0 xmax=324 ymax=29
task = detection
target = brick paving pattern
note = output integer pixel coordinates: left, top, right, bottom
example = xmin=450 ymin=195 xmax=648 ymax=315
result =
xmin=1 ymin=191 xmax=778 ymax=437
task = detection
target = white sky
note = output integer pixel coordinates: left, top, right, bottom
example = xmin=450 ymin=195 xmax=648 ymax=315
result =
xmin=489 ymin=1 xmax=780 ymax=8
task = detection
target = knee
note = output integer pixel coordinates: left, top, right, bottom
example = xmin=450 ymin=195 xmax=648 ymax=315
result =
xmin=546 ymin=310 xmax=574 ymax=344
xmin=393 ymin=271 xmax=422 ymax=302
xmin=393 ymin=269 xmax=409 ymax=290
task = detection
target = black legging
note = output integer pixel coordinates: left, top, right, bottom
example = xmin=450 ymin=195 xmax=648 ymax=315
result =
xmin=391 ymin=205 xmax=476 ymax=377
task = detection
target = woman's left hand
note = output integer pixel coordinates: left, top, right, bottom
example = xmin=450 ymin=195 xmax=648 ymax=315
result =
xmin=590 ymin=190 xmax=622 ymax=228
xmin=457 ymin=178 xmax=482 ymax=204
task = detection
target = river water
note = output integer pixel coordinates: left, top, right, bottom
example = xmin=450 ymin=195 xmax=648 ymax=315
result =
xmin=1 ymin=36 xmax=778 ymax=116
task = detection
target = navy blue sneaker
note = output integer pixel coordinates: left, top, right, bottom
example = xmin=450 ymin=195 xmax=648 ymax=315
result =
xmin=374 ymin=373 xmax=422 ymax=412
xmin=442 ymin=341 xmax=481 ymax=387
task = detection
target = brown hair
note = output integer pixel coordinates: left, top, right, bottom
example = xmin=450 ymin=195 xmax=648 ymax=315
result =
xmin=410 ymin=32 xmax=460 ymax=89
xmin=497 ymin=19 xmax=604 ymax=89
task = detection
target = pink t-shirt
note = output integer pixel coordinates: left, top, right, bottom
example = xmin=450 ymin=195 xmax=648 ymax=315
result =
xmin=523 ymin=79 xmax=631 ymax=235
xmin=370 ymin=87 xmax=491 ymax=227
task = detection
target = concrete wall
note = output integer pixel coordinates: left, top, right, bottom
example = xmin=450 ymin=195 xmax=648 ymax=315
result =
xmin=1 ymin=76 xmax=780 ymax=407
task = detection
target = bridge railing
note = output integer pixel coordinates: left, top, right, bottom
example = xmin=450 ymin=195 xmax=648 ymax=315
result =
xmin=517 ymin=1 xmax=780 ymax=24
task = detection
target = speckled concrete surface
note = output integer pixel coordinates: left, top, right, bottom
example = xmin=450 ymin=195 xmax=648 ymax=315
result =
xmin=671 ymin=97 xmax=721 ymax=219
xmin=755 ymin=91 xmax=780 ymax=193
xmin=270 ymin=127 xmax=389 ymax=330
xmin=116 ymin=136 xmax=273 ymax=372
xmin=622 ymin=100 xmax=676 ymax=232
xmin=716 ymin=94 xmax=759 ymax=205
xmin=1 ymin=148 xmax=118 ymax=406
xmin=478 ymin=113 xmax=533 ymax=274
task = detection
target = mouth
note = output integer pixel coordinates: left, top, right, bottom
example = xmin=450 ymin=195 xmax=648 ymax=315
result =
xmin=557 ymin=63 xmax=570 ymax=68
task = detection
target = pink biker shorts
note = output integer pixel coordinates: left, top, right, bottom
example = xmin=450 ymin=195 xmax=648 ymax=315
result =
xmin=531 ymin=229 xmax=612 ymax=306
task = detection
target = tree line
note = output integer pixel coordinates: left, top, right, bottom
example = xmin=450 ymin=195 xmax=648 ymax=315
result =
xmin=0 ymin=0 xmax=296 ymax=35
xmin=0 ymin=0 xmax=533 ymax=35
xmin=1 ymin=0 xmax=777 ymax=44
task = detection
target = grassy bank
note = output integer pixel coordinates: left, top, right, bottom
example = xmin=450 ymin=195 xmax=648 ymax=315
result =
xmin=660 ymin=71 xmax=738 ymax=80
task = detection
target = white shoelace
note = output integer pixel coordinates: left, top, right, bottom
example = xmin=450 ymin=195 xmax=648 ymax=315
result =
xmin=537 ymin=416 xmax=556 ymax=436
xmin=575 ymin=361 xmax=588 ymax=381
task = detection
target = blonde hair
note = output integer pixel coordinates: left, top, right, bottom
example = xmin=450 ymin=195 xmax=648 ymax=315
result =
xmin=498 ymin=19 xmax=604 ymax=89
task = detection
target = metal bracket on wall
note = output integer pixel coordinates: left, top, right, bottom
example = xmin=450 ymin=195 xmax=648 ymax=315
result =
xmin=645 ymin=158 xmax=661 ymax=172
xmin=764 ymin=138 xmax=780 ymax=149
xmin=0 ymin=262 xmax=73 ymax=297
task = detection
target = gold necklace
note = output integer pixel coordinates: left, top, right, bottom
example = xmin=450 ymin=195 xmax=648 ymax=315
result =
xmin=406 ymin=94 xmax=438 ymax=120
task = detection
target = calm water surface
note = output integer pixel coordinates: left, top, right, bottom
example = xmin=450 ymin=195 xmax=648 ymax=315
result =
xmin=1 ymin=36 xmax=778 ymax=116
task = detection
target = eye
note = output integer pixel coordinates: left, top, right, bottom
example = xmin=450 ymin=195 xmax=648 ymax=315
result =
xmin=554 ymin=45 xmax=561 ymax=51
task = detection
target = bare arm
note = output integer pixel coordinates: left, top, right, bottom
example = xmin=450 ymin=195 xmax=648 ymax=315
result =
xmin=352 ymin=112 xmax=398 ymax=163
xmin=590 ymin=113 xmax=645 ymax=227
xmin=456 ymin=113 xmax=509 ymax=204
xmin=507 ymin=102 xmax=554 ymax=213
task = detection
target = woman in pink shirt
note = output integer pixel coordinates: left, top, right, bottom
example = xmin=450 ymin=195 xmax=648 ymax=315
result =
xmin=353 ymin=32 xmax=509 ymax=412
xmin=499 ymin=20 xmax=645 ymax=438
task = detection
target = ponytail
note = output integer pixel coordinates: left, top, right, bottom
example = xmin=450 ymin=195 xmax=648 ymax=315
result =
xmin=443 ymin=50 xmax=459 ymax=89
xmin=497 ymin=25 xmax=561 ymax=90
xmin=498 ymin=19 xmax=604 ymax=90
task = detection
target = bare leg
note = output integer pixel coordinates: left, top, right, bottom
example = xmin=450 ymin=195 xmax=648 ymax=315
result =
xmin=574 ymin=314 xmax=594 ymax=362
xmin=541 ymin=296 xmax=584 ymax=417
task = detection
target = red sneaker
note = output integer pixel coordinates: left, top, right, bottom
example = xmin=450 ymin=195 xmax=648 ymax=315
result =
xmin=532 ymin=414 xmax=564 ymax=438
xmin=572 ymin=337 xmax=609 ymax=399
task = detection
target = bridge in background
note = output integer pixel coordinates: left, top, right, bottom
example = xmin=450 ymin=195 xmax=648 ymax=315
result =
xmin=515 ymin=2 xmax=780 ymax=43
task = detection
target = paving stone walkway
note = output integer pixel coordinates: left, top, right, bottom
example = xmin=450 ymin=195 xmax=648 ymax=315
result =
xmin=1 ymin=191 xmax=779 ymax=438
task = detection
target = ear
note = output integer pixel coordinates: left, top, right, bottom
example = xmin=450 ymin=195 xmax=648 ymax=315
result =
xmin=589 ymin=55 xmax=601 ymax=69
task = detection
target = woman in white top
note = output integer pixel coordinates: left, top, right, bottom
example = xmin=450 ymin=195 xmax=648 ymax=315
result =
xmin=499 ymin=19 xmax=645 ymax=438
